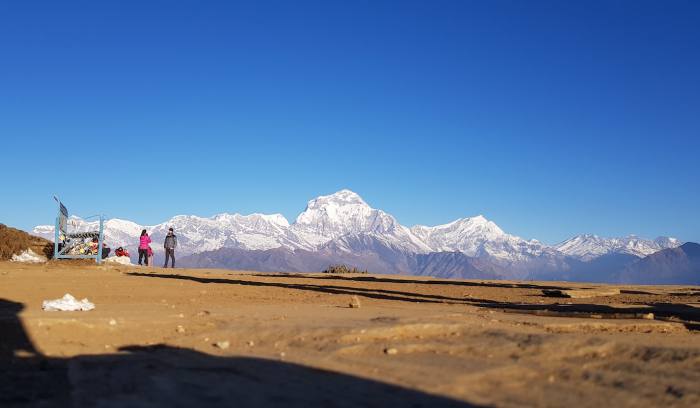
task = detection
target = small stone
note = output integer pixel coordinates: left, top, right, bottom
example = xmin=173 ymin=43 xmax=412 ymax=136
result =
xmin=204 ymin=337 xmax=210 ymax=342
xmin=384 ymin=347 xmax=398 ymax=355
xmin=642 ymin=312 xmax=655 ymax=320
xmin=279 ymin=352 xmax=286 ymax=358
xmin=247 ymin=341 xmax=255 ymax=347
xmin=215 ymin=341 xmax=230 ymax=350
xmin=176 ymin=325 xmax=186 ymax=333
xmin=349 ymin=296 xmax=362 ymax=308
xmin=178 ymin=313 xmax=185 ymax=318
xmin=548 ymin=375 xmax=555 ymax=383
xmin=14 ymin=350 xmax=36 ymax=358
xmin=108 ymin=319 xmax=117 ymax=326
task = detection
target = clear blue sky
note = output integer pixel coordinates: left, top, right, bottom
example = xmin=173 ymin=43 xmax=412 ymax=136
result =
xmin=1 ymin=0 xmax=698 ymax=244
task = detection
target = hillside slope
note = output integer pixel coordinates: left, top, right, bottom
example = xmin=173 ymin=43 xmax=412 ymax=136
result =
xmin=0 ymin=224 xmax=52 ymax=260
xmin=619 ymin=243 xmax=700 ymax=284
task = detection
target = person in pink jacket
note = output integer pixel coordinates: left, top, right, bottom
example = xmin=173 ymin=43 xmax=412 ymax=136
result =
xmin=138 ymin=229 xmax=151 ymax=266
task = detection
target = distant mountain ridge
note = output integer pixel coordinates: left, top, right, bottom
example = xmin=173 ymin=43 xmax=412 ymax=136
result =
xmin=617 ymin=243 xmax=700 ymax=285
xmin=31 ymin=189 xmax=691 ymax=283
xmin=555 ymin=234 xmax=681 ymax=261
xmin=32 ymin=190 xmax=562 ymax=259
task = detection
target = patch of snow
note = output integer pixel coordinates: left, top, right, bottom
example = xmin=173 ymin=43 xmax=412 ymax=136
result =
xmin=42 ymin=294 xmax=95 ymax=311
xmin=104 ymin=256 xmax=133 ymax=266
xmin=11 ymin=249 xmax=47 ymax=263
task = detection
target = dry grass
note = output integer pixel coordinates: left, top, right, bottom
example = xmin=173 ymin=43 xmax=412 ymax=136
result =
xmin=0 ymin=224 xmax=53 ymax=260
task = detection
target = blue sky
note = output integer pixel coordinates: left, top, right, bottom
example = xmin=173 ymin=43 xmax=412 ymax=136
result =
xmin=1 ymin=0 xmax=698 ymax=244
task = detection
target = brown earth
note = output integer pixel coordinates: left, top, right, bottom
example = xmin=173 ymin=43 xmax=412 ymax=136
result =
xmin=1 ymin=261 xmax=699 ymax=407
xmin=0 ymin=224 xmax=53 ymax=260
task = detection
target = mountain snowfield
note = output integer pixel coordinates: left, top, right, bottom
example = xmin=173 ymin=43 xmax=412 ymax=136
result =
xmin=34 ymin=212 xmax=294 ymax=256
xmin=31 ymin=190 xmax=561 ymax=259
xmin=31 ymin=189 xmax=686 ymax=281
xmin=554 ymin=234 xmax=682 ymax=261
xmin=411 ymin=216 xmax=557 ymax=261
xmin=290 ymin=190 xmax=432 ymax=254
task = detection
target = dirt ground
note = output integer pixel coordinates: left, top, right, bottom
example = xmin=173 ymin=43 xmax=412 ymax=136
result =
xmin=1 ymin=261 xmax=699 ymax=407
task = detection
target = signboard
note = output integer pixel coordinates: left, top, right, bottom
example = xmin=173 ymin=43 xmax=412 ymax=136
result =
xmin=57 ymin=199 xmax=68 ymax=234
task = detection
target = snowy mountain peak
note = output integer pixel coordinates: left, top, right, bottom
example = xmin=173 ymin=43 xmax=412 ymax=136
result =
xmin=105 ymin=218 xmax=141 ymax=228
xmin=104 ymin=218 xmax=143 ymax=235
xmin=288 ymin=189 xmax=431 ymax=253
xmin=295 ymin=190 xmax=377 ymax=229
xmin=412 ymin=215 xmax=506 ymax=244
xmin=453 ymin=215 xmax=505 ymax=236
xmin=251 ymin=213 xmax=290 ymax=227
xmin=303 ymin=189 xmax=367 ymax=210
xmin=654 ymin=236 xmax=681 ymax=247
xmin=555 ymin=234 xmax=682 ymax=261
xmin=212 ymin=213 xmax=290 ymax=228
xmin=295 ymin=190 xmax=367 ymax=229
xmin=409 ymin=215 xmax=548 ymax=261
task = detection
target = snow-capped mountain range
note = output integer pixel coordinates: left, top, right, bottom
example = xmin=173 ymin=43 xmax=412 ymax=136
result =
xmin=31 ymin=189 xmax=685 ymax=281
xmin=554 ymin=234 xmax=682 ymax=261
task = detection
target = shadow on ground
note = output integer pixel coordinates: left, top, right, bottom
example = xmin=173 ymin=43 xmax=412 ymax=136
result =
xmin=127 ymin=272 xmax=700 ymax=332
xmin=0 ymin=298 xmax=475 ymax=407
xmin=471 ymin=301 xmax=700 ymax=332
xmin=249 ymin=272 xmax=574 ymax=291
xmin=129 ymin=272 xmax=477 ymax=304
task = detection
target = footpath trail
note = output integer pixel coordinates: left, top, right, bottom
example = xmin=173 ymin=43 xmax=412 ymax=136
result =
xmin=1 ymin=261 xmax=699 ymax=407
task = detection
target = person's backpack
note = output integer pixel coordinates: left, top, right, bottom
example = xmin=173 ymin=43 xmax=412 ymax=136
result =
xmin=165 ymin=235 xmax=176 ymax=248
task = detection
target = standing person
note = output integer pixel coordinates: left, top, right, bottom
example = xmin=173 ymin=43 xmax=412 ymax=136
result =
xmin=138 ymin=229 xmax=151 ymax=266
xmin=163 ymin=227 xmax=177 ymax=268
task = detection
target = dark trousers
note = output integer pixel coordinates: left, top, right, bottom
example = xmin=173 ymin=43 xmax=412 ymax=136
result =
xmin=138 ymin=248 xmax=148 ymax=265
xmin=164 ymin=248 xmax=175 ymax=268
